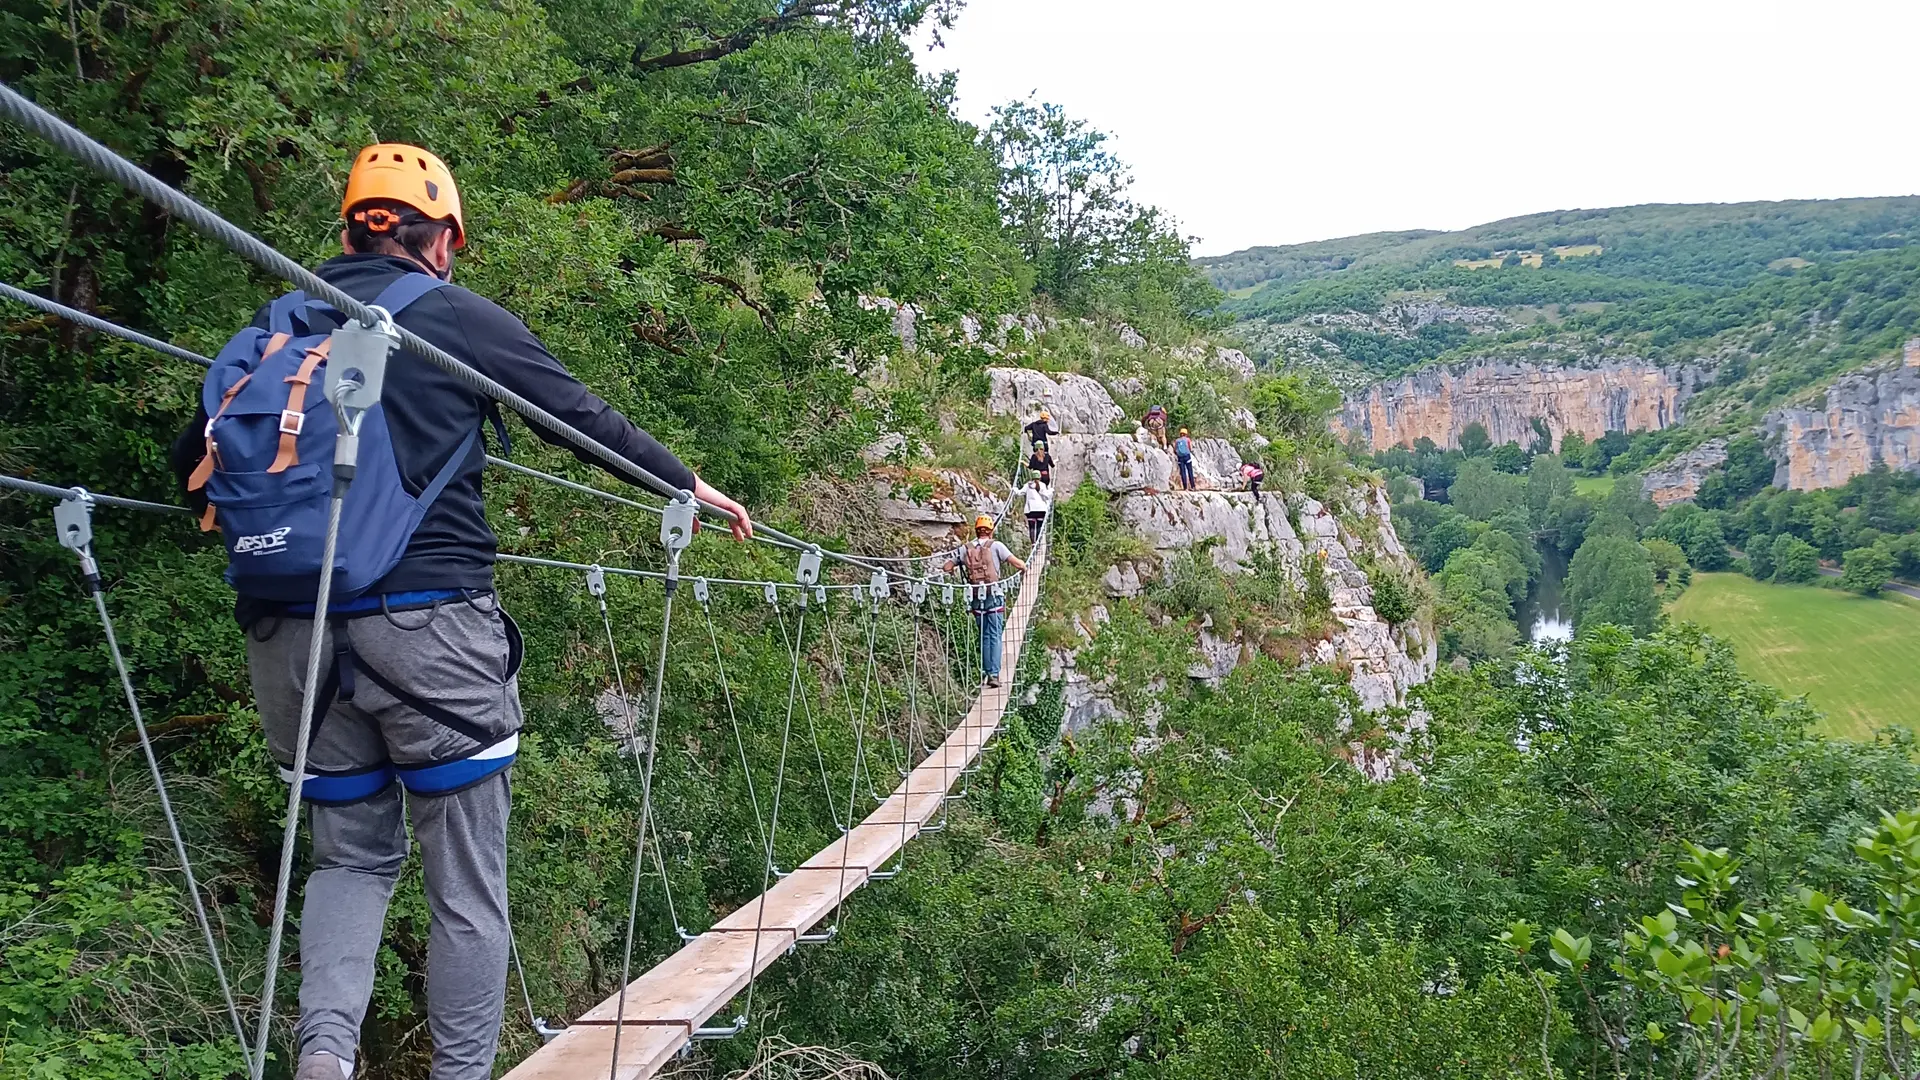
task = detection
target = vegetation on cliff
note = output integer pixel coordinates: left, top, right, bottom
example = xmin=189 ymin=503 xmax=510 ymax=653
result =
xmin=7 ymin=5 xmax=1920 ymax=1080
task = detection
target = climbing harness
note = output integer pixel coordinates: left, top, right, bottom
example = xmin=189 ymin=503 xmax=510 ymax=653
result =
xmin=0 ymin=73 xmax=1054 ymax=1080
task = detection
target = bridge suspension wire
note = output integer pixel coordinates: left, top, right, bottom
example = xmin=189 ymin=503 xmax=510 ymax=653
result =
xmin=0 ymin=76 xmax=1066 ymax=1080
xmin=0 ymin=279 xmax=216 ymax=367
xmin=0 ymin=79 xmax=984 ymax=594
xmin=38 ymin=490 xmax=254 ymax=1072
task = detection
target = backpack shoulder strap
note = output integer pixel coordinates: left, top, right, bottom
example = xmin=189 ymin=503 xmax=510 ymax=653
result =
xmin=369 ymin=272 xmax=446 ymax=317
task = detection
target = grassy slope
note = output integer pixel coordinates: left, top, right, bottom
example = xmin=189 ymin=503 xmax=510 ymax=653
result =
xmin=1667 ymin=573 xmax=1920 ymax=740
xmin=1572 ymin=475 xmax=1616 ymax=498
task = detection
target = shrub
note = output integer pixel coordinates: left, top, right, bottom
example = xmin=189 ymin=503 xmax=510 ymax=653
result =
xmin=1841 ymin=544 xmax=1895 ymax=595
xmin=1370 ymin=570 xmax=1417 ymax=624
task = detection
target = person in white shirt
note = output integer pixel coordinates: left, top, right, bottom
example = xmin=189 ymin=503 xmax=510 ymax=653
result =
xmin=1022 ymin=477 xmax=1052 ymax=544
xmin=942 ymin=515 xmax=1028 ymax=687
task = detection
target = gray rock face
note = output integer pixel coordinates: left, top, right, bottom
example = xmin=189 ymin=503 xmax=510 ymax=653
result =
xmin=1189 ymin=626 xmax=1245 ymax=685
xmin=1047 ymin=432 xmax=1247 ymax=498
xmin=1116 ymin=324 xmax=1148 ymax=349
xmin=871 ymin=469 xmax=1004 ymax=541
xmin=1102 ymin=561 xmax=1147 ymax=598
xmin=1763 ymin=361 xmax=1920 ymax=490
xmin=1642 ymin=438 xmax=1729 ymax=507
xmin=1115 ymin=491 xmax=1300 ymax=572
xmin=986 ymin=367 xmax=1123 ymax=434
xmin=1213 ymin=347 xmax=1256 ymax=380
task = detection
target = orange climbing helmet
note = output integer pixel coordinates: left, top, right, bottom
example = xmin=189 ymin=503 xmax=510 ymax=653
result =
xmin=342 ymin=144 xmax=465 ymax=249
xmin=974 ymin=514 xmax=994 ymax=531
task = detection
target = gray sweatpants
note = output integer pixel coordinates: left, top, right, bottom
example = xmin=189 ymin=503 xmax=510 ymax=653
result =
xmin=247 ymin=598 xmax=522 ymax=1080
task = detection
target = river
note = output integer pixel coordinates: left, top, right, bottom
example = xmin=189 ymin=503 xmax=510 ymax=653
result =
xmin=1516 ymin=543 xmax=1572 ymax=643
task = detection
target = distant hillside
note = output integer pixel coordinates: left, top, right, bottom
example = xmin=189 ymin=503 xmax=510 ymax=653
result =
xmin=1199 ymin=197 xmax=1920 ymax=298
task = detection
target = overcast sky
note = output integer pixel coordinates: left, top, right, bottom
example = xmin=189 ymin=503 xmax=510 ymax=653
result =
xmin=913 ymin=0 xmax=1920 ymax=256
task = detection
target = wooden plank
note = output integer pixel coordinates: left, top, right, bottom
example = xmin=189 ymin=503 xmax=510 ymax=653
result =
xmin=508 ymin=547 xmax=1050 ymax=1078
xmin=501 ymin=1023 xmax=685 ymax=1080
xmin=797 ymin=819 xmax=917 ymax=872
xmin=574 ymin=928 xmax=794 ymax=1026
xmin=710 ymin=864 xmax=866 ymax=935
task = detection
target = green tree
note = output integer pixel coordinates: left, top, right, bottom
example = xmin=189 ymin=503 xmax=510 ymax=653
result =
xmin=1642 ymin=538 xmax=1686 ymax=583
xmin=1488 ymin=440 xmax=1529 ymax=474
xmin=988 ymin=97 xmax=1218 ymax=330
xmin=1458 ymin=421 xmax=1493 ymax=457
xmin=1557 ymin=431 xmax=1589 ymax=466
xmin=1771 ymin=534 xmax=1820 ymax=583
xmin=1526 ymin=453 xmax=1574 ymax=530
xmin=1449 ymin=458 xmax=1527 ymax=521
xmin=1567 ymin=535 xmax=1658 ymax=633
xmin=1841 ymin=544 xmax=1895 ymax=595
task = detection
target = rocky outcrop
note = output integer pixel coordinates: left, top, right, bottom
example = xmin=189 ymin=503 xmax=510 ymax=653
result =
xmin=1338 ymin=358 xmax=1702 ymax=451
xmin=986 ymin=367 xmax=1122 ymax=434
xmin=1048 ymin=432 xmax=1246 ymax=498
xmin=870 ymin=468 xmax=1004 ymax=541
xmin=1295 ymin=495 xmax=1437 ymax=711
xmin=1641 ymin=438 xmax=1728 ymax=507
xmin=1763 ymin=361 xmax=1920 ymax=490
xmin=1115 ymin=491 xmax=1301 ymax=572
xmin=1213 ymin=346 xmax=1256 ymax=380
xmin=1081 ymin=487 xmax=1434 ymax=711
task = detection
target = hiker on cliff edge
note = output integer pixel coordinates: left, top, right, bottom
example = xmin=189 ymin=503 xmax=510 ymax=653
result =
xmin=945 ymin=515 xmax=1028 ymax=688
xmin=1024 ymin=409 xmax=1057 ymax=453
xmin=1174 ymin=428 xmax=1196 ymax=490
xmin=1026 ymin=443 xmax=1055 ymax=486
xmin=1242 ymin=460 xmax=1265 ymax=499
xmin=1143 ymin=404 xmax=1169 ymax=448
xmin=171 ymin=144 xmax=753 ymax=1080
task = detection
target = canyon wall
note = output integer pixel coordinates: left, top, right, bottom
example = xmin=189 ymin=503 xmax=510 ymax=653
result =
xmin=1763 ymin=351 xmax=1920 ymax=490
xmin=1338 ymin=358 xmax=1702 ymax=451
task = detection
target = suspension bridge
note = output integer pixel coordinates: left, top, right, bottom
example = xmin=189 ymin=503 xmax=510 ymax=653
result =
xmin=0 ymin=78 xmax=1052 ymax=1080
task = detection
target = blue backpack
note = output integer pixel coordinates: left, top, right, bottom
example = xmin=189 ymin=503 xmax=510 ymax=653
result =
xmin=186 ymin=273 xmax=476 ymax=602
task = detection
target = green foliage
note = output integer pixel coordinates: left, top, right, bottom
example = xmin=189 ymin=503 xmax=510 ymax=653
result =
xmin=1370 ymin=569 xmax=1418 ymax=624
xmin=1567 ymin=534 xmax=1658 ymax=633
xmin=1641 ymin=537 xmax=1686 ymax=583
xmin=1772 ymin=533 xmax=1821 ymax=583
xmin=1458 ymin=421 xmax=1493 ymax=457
xmin=1841 ymin=544 xmax=1895 ymax=595
xmin=1448 ymin=457 xmax=1526 ymax=521
xmin=988 ymin=98 xmax=1219 ymax=336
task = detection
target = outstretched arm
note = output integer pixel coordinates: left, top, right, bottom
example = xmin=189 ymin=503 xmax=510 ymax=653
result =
xmin=450 ymin=290 xmax=752 ymax=540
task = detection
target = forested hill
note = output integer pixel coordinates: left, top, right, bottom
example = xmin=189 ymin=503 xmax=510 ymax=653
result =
xmin=1201 ymin=198 xmax=1920 ymax=449
xmin=1200 ymin=197 xmax=1920 ymax=296
xmin=13 ymin=7 xmax=1920 ymax=1080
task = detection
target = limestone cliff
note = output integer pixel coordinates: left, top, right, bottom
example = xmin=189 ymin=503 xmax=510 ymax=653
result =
xmin=1641 ymin=439 xmax=1728 ymax=507
xmin=1763 ymin=353 xmax=1920 ymax=490
xmin=1338 ymin=358 xmax=1703 ymax=451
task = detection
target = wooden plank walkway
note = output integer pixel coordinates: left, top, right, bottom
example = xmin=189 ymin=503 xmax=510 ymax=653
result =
xmin=505 ymin=544 xmax=1047 ymax=1080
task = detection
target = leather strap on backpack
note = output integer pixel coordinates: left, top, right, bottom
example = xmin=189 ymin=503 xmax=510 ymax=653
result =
xmin=268 ymin=337 xmax=333 ymax=474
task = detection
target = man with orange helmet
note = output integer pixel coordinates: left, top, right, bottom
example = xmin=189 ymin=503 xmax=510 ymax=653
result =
xmin=943 ymin=513 xmax=1027 ymax=688
xmin=171 ymin=144 xmax=754 ymax=1080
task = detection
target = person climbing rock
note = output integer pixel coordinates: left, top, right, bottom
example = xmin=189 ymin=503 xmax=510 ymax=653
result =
xmin=1174 ymin=428 xmax=1196 ymax=490
xmin=169 ymin=144 xmax=754 ymax=1080
xmin=1142 ymin=404 xmax=1169 ymax=448
xmin=1026 ymin=443 xmax=1055 ymax=486
xmin=944 ymin=514 xmax=1027 ymax=688
xmin=1242 ymin=460 xmax=1265 ymax=499
xmin=1023 ymin=409 xmax=1057 ymax=453
xmin=1021 ymin=476 xmax=1052 ymax=545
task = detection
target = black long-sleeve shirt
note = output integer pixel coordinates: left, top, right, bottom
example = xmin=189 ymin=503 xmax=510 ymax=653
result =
xmin=1023 ymin=418 xmax=1057 ymax=447
xmin=171 ymin=253 xmax=696 ymax=601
